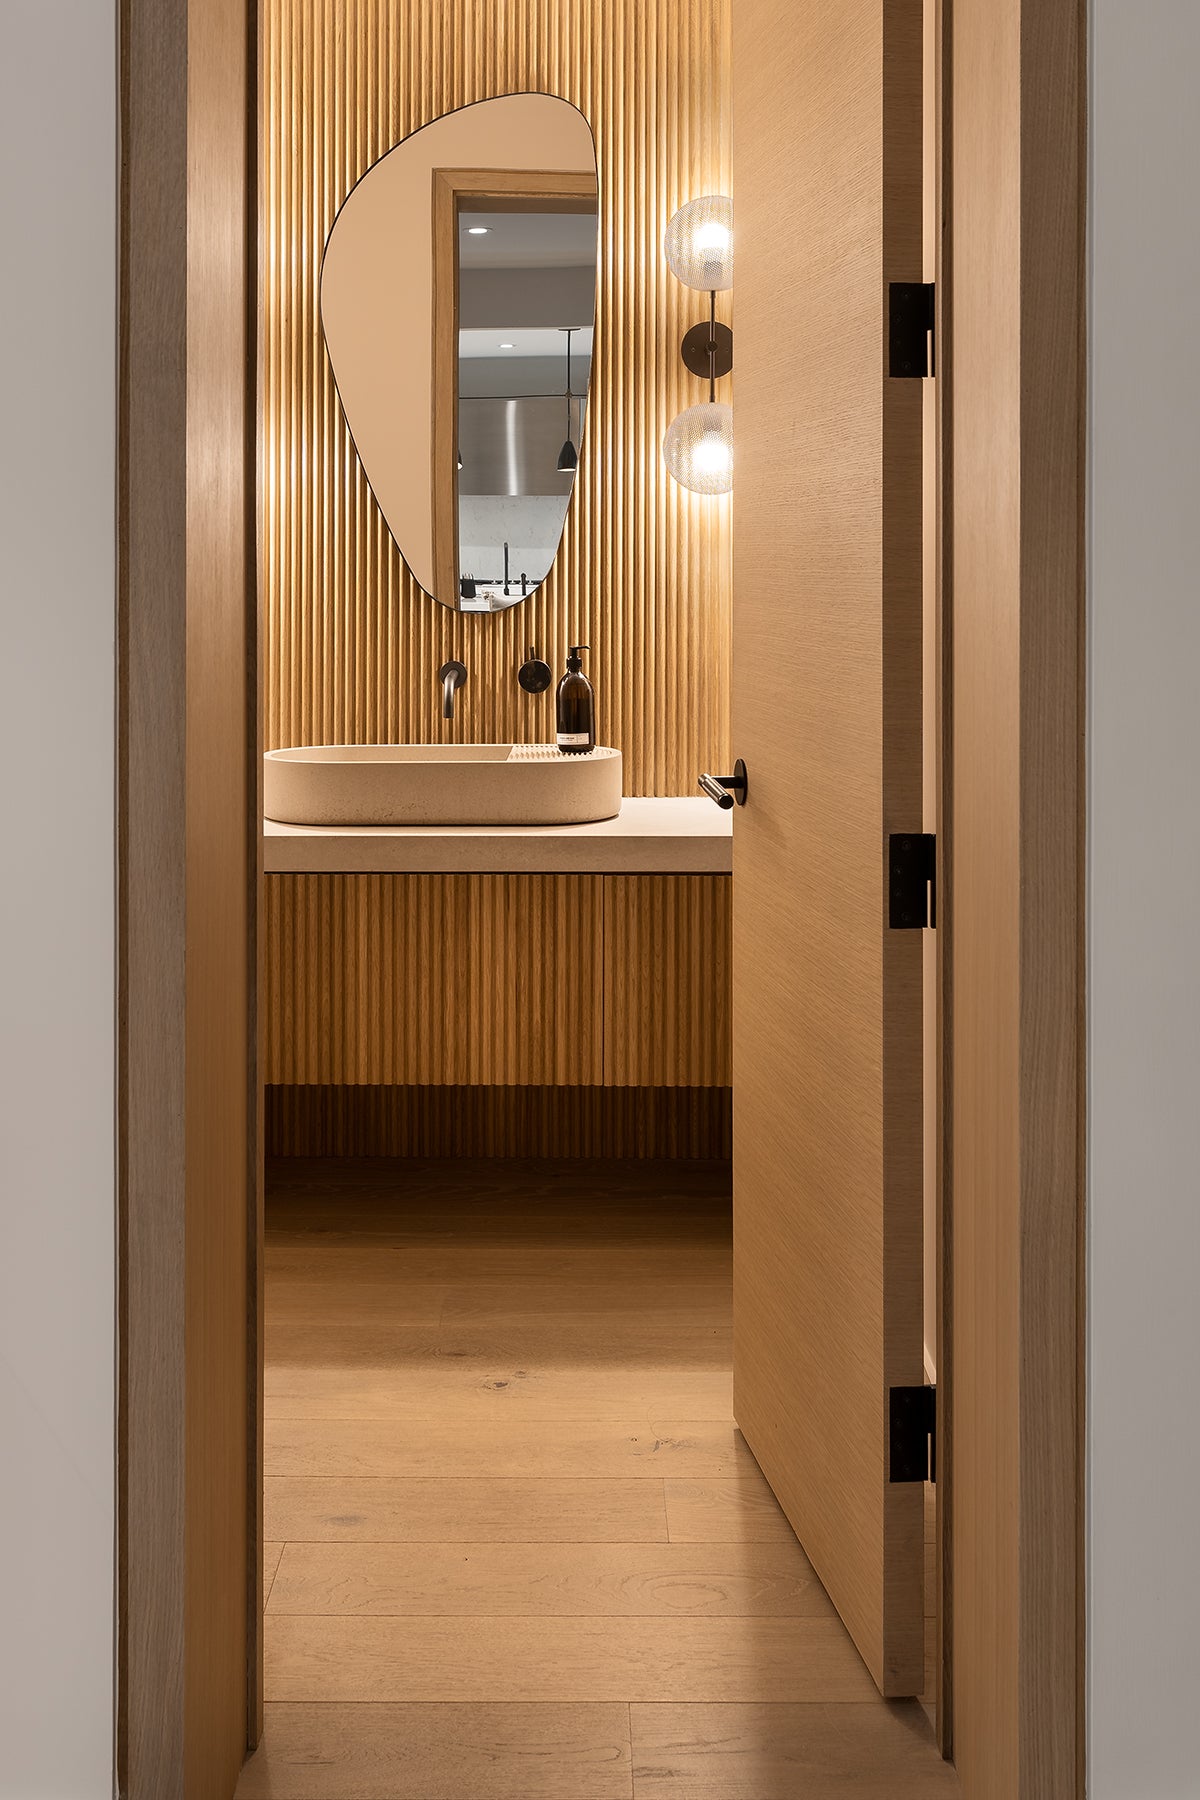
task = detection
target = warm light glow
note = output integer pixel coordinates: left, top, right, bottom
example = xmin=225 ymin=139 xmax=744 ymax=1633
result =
xmin=663 ymin=401 xmax=733 ymax=495
xmin=467 ymin=226 xmax=489 ymax=235
xmin=695 ymin=221 xmax=730 ymax=253
xmin=693 ymin=431 xmax=732 ymax=477
xmin=664 ymin=195 xmax=734 ymax=292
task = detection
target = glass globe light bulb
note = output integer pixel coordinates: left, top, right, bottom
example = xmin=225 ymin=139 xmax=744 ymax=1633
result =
xmin=664 ymin=195 xmax=734 ymax=293
xmin=695 ymin=221 xmax=730 ymax=253
xmin=663 ymin=401 xmax=734 ymax=496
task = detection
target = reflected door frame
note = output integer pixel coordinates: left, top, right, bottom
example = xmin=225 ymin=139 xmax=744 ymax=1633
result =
xmin=430 ymin=167 xmax=599 ymax=605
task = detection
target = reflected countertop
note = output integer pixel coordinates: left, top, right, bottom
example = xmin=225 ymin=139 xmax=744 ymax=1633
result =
xmin=264 ymin=795 xmax=732 ymax=875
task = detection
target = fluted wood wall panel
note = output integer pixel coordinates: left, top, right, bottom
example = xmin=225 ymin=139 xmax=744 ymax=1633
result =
xmin=265 ymin=873 xmax=731 ymax=1088
xmin=265 ymin=873 xmax=604 ymax=1085
xmin=603 ymin=875 xmax=732 ymax=1085
xmin=262 ymin=0 xmax=732 ymax=794
xmin=266 ymin=1083 xmax=732 ymax=1158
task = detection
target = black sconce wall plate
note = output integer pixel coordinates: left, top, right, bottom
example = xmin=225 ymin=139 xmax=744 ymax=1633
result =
xmin=681 ymin=319 xmax=734 ymax=381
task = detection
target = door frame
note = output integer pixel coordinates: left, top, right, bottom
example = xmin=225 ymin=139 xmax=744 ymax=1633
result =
xmin=116 ymin=0 xmax=1086 ymax=1793
xmin=118 ymin=0 xmax=260 ymax=1792
xmin=936 ymin=0 xmax=1087 ymax=1789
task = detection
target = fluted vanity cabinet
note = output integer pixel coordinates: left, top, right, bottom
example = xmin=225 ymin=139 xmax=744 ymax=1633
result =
xmin=264 ymin=871 xmax=731 ymax=1093
xmin=601 ymin=875 xmax=731 ymax=1087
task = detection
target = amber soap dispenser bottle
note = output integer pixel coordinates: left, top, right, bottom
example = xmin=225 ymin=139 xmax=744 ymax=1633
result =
xmin=556 ymin=644 xmax=595 ymax=754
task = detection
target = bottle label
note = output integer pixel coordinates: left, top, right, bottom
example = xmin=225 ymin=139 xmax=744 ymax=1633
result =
xmin=557 ymin=732 xmax=590 ymax=748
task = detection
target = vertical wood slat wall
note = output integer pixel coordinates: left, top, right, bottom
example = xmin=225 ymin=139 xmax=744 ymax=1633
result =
xmin=265 ymin=873 xmax=731 ymax=1089
xmin=262 ymin=0 xmax=732 ymax=796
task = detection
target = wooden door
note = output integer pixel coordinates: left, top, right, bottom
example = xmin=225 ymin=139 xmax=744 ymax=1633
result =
xmin=730 ymin=0 xmax=926 ymax=1696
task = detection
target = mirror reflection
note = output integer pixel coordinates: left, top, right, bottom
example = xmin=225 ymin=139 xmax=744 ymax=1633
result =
xmin=320 ymin=95 xmax=598 ymax=614
xmin=454 ymin=213 xmax=595 ymax=611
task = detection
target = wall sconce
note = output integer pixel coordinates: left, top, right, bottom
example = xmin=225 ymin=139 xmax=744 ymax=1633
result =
xmin=662 ymin=194 xmax=733 ymax=495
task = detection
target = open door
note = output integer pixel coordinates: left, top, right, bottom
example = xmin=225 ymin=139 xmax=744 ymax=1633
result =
xmin=730 ymin=0 xmax=926 ymax=1696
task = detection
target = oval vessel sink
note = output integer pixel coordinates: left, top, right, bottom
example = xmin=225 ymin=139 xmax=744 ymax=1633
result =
xmin=265 ymin=743 xmax=623 ymax=828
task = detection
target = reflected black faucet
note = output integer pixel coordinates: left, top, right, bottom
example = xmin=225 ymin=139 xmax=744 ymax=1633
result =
xmin=502 ymin=541 xmax=511 ymax=596
xmin=439 ymin=660 xmax=468 ymax=719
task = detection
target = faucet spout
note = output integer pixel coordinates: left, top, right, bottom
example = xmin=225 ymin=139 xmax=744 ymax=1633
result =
xmin=439 ymin=659 xmax=468 ymax=720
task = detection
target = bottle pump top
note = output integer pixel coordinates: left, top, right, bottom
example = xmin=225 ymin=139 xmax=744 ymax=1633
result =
xmin=566 ymin=644 xmax=588 ymax=671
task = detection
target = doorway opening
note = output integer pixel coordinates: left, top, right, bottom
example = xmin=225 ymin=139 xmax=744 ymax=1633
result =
xmin=117 ymin=0 xmax=1086 ymax=1791
xmin=243 ymin=0 xmax=950 ymax=1781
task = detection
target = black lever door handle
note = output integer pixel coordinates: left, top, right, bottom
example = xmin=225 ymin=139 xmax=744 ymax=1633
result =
xmin=698 ymin=759 xmax=748 ymax=808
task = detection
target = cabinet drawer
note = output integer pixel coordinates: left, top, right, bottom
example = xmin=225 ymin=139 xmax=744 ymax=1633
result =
xmin=265 ymin=873 xmax=603 ymax=1085
xmin=265 ymin=871 xmax=731 ymax=1088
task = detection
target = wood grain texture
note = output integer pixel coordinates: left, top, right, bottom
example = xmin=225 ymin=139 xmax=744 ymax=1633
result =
xmin=243 ymin=1159 xmax=954 ymax=1798
xmin=261 ymin=0 xmax=732 ymax=796
xmin=263 ymin=1543 xmax=285 ymax=1609
xmin=119 ymin=0 xmax=256 ymax=1790
xmin=265 ymin=1477 xmax=670 ymax=1545
xmin=264 ymin=871 xmax=732 ymax=1092
xmin=184 ymin=0 xmax=256 ymax=1787
xmin=663 ymin=1476 xmax=806 ymax=1546
xmin=264 ymin=873 xmax=603 ymax=1085
xmin=949 ymin=0 xmax=1085 ymax=1790
xmin=118 ymin=2 xmax=189 ymax=1789
xmin=264 ymin=1416 xmax=754 ymax=1480
xmin=238 ymin=1703 xmax=633 ymax=1799
xmin=933 ymin=0 xmax=955 ymax=1753
xmin=267 ymin=1540 xmax=833 ymax=1618
xmin=266 ymin=1083 xmax=732 ymax=1157
xmin=630 ymin=1702 xmax=958 ymax=1799
xmin=265 ymin=1361 xmax=734 ymax=1421
xmin=603 ymin=877 xmax=732 ymax=1086
xmin=730 ymin=0 xmax=926 ymax=1699
xmin=265 ymin=1613 xmax=880 ymax=1704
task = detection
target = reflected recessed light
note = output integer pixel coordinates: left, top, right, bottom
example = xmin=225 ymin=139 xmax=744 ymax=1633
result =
xmin=467 ymin=226 xmax=489 ymax=235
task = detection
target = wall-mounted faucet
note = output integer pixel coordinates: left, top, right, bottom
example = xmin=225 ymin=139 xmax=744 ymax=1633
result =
xmin=439 ymin=659 xmax=468 ymax=719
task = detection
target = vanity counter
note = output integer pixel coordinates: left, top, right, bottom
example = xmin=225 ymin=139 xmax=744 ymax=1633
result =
xmin=264 ymin=796 xmax=732 ymax=875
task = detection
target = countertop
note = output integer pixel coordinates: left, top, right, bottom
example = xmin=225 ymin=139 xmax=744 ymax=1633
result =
xmin=263 ymin=796 xmax=732 ymax=874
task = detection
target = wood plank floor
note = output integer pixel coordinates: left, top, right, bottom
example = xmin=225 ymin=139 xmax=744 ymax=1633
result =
xmin=237 ymin=1158 xmax=956 ymax=1799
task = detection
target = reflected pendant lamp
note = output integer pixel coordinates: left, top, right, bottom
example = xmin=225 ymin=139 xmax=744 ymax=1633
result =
xmin=557 ymin=326 xmax=578 ymax=473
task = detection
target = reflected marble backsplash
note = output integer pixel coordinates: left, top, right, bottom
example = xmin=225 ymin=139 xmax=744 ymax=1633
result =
xmin=458 ymin=494 xmax=569 ymax=588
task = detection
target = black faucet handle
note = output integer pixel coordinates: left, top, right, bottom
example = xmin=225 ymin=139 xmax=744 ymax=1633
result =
xmin=518 ymin=649 xmax=552 ymax=695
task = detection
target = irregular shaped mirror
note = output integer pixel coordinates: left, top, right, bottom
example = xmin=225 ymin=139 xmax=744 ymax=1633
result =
xmin=320 ymin=95 xmax=598 ymax=613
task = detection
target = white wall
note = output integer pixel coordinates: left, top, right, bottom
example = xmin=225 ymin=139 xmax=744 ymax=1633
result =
xmin=0 ymin=3 xmax=117 ymax=1795
xmin=1088 ymin=3 xmax=1200 ymax=1794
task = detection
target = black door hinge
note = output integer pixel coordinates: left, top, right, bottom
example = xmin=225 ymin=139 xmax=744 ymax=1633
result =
xmin=890 ymin=1384 xmax=937 ymax=1483
xmin=888 ymin=281 xmax=935 ymax=377
xmin=888 ymin=833 xmax=936 ymax=929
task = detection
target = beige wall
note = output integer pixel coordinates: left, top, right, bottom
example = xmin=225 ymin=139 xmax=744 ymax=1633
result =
xmin=0 ymin=3 xmax=116 ymax=1792
xmin=1089 ymin=2 xmax=1200 ymax=1790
